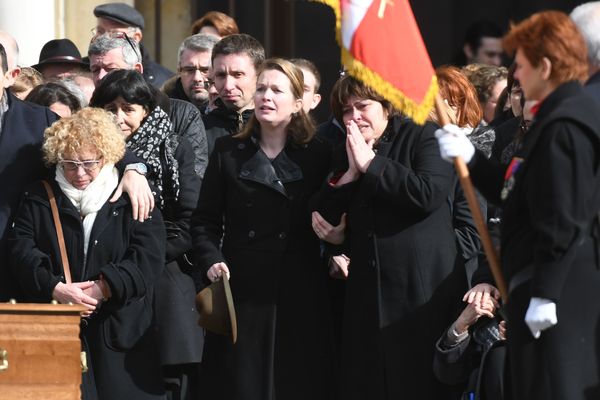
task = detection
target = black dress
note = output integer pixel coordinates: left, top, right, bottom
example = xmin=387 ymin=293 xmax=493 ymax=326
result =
xmin=191 ymin=132 xmax=335 ymax=400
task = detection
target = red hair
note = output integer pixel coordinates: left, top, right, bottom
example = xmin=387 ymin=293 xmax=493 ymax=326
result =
xmin=503 ymin=11 xmax=588 ymax=84
xmin=434 ymin=66 xmax=482 ymax=128
xmin=191 ymin=11 xmax=239 ymax=37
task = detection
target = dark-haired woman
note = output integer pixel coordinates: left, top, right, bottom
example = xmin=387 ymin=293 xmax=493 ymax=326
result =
xmin=315 ymin=75 xmax=458 ymax=399
xmin=191 ymin=58 xmax=334 ymax=400
xmin=90 ymin=69 xmax=203 ymax=400
xmin=25 ymin=81 xmax=82 ymax=117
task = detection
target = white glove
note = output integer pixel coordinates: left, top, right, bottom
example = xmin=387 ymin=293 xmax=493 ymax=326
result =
xmin=524 ymin=297 xmax=557 ymax=339
xmin=435 ymin=124 xmax=475 ymax=163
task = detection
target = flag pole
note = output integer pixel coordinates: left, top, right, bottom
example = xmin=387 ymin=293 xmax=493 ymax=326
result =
xmin=434 ymin=95 xmax=508 ymax=303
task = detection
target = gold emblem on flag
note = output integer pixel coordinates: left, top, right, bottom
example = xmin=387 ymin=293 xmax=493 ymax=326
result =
xmin=378 ymin=0 xmax=394 ymax=19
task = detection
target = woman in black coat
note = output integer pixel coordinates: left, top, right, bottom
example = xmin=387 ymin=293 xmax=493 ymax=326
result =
xmin=191 ymin=58 xmax=334 ymax=400
xmin=9 ymin=108 xmax=166 ymax=399
xmin=438 ymin=11 xmax=600 ymax=400
xmin=90 ymin=70 xmax=203 ymax=399
xmin=315 ymin=75 xmax=459 ymax=399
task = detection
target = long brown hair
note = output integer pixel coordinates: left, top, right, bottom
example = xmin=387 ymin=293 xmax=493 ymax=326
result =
xmin=236 ymin=58 xmax=316 ymax=144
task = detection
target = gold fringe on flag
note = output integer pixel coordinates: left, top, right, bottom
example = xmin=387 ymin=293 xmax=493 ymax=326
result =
xmin=312 ymin=0 xmax=438 ymax=125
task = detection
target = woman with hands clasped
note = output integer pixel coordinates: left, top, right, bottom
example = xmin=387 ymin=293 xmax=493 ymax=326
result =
xmin=436 ymin=11 xmax=600 ymax=400
xmin=315 ymin=75 xmax=460 ymax=400
xmin=191 ymin=58 xmax=334 ymax=400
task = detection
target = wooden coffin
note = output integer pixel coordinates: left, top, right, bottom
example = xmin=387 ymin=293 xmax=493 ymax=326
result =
xmin=0 ymin=303 xmax=84 ymax=400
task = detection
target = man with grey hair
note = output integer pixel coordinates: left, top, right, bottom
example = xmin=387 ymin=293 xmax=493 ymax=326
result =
xmin=89 ymin=33 xmax=142 ymax=87
xmin=93 ymin=2 xmax=174 ymax=88
xmin=571 ymin=2 xmax=600 ymax=104
xmin=163 ymin=33 xmax=219 ymax=111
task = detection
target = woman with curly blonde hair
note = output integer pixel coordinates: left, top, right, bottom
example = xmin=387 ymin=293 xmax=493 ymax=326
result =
xmin=9 ymin=107 xmax=167 ymax=400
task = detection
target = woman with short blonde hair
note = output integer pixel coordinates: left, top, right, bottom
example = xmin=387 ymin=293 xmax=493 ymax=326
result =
xmin=10 ymin=107 xmax=166 ymax=400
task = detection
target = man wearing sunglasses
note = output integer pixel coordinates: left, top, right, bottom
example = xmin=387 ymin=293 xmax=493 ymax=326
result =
xmin=92 ymin=2 xmax=174 ymax=88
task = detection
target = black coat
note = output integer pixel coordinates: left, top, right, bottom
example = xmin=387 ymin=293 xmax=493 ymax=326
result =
xmin=8 ymin=179 xmax=166 ymax=400
xmin=317 ymin=116 xmax=461 ymax=399
xmin=191 ymin=133 xmax=335 ymax=400
xmin=470 ymin=81 xmax=600 ymax=400
xmin=141 ymin=44 xmax=175 ymax=89
xmin=584 ymin=71 xmax=600 ymax=106
xmin=201 ymin=100 xmax=254 ymax=155
xmin=152 ymin=135 xmax=205 ymax=366
xmin=156 ymin=92 xmax=209 ymax=180
xmin=0 ymin=92 xmax=57 ymax=301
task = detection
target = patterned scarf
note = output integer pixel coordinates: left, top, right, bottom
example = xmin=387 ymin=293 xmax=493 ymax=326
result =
xmin=126 ymin=106 xmax=179 ymax=208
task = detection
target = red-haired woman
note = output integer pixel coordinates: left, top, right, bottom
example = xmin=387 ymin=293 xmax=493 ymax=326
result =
xmin=437 ymin=11 xmax=600 ymax=400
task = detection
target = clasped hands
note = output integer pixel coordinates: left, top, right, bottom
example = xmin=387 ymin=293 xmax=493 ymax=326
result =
xmin=335 ymin=121 xmax=376 ymax=185
xmin=464 ymin=283 xmax=557 ymax=339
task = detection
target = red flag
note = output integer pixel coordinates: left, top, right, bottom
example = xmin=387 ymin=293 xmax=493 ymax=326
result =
xmin=314 ymin=0 xmax=437 ymax=124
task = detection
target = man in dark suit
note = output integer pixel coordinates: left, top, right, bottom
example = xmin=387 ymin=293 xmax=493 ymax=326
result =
xmin=0 ymin=43 xmax=59 ymax=301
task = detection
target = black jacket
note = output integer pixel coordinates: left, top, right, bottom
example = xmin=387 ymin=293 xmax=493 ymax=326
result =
xmin=584 ymin=71 xmax=600 ymax=106
xmin=8 ymin=179 xmax=166 ymax=399
xmin=0 ymin=92 xmax=58 ymax=301
xmin=162 ymin=76 xmax=209 ymax=113
xmin=191 ymin=133 xmax=335 ymax=400
xmin=156 ymin=91 xmax=209 ymax=180
xmin=201 ymin=99 xmax=254 ymax=155
xmin=141 ymin=43 xmax=175 ymax=89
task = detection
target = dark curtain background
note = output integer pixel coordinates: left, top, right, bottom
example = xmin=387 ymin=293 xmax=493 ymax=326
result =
xmin=194 ymin=0 xmax=586 ymax=123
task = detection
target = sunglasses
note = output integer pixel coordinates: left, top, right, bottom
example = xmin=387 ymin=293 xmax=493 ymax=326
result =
xmin=91 ymin=30 xmax=141 ymax=63
xmin=61 ymin=159 xmax=103 ymax=172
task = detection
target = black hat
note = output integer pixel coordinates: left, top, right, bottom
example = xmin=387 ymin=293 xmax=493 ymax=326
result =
xmin=94 ymin=3 xmax=145 ymax=30
xmin=32 ymin=39 xmax=89 ymax=70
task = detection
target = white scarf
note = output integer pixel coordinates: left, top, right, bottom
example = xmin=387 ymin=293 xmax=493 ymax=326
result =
xmin=55 ymin=164 xmax=119 ymax=259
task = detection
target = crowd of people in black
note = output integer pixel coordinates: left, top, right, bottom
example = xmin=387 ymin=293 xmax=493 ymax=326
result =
xmin=1 ymin=2 xmax=600 ymax=400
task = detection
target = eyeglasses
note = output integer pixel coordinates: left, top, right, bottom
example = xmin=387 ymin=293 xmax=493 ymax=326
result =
xmin=61 ymin=159 xmax=103 ymax=172
xmin=91 ymin=30 xmax=141 ymax=63
xmin=180 ymin=65 xmax=210 ymax=76
xmin=203 ymin=79 xmax=215 ymax=89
